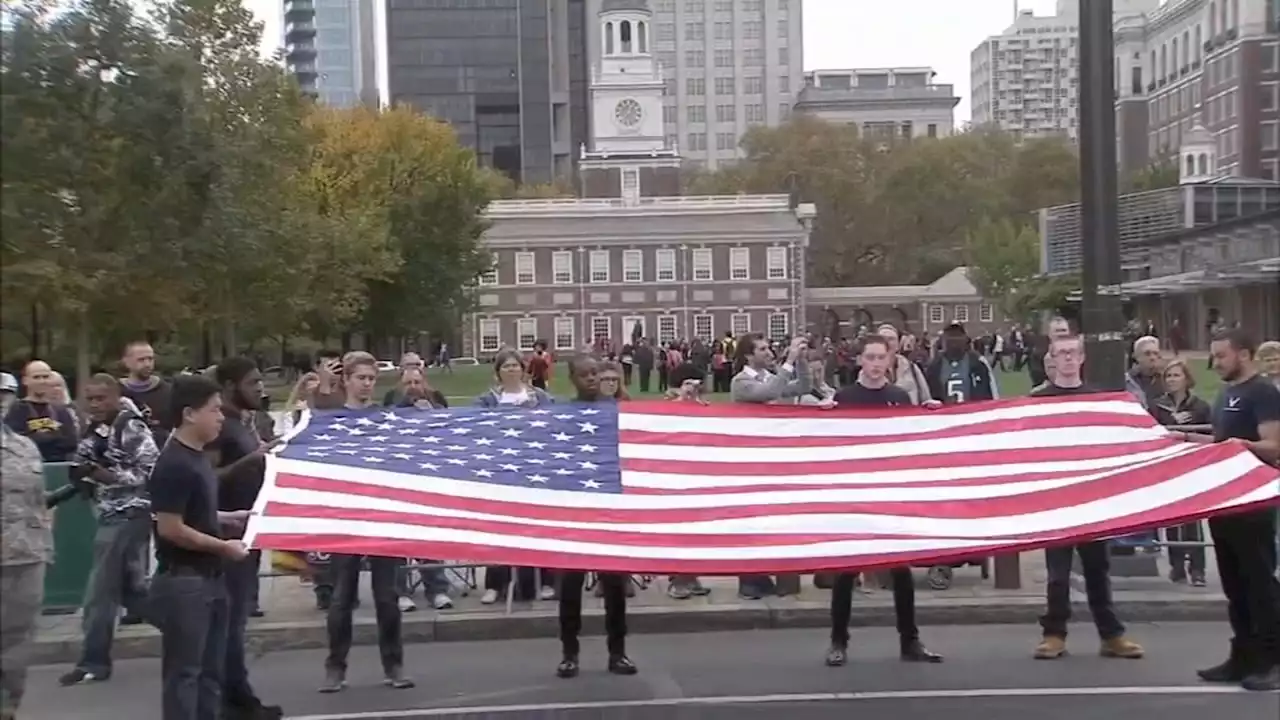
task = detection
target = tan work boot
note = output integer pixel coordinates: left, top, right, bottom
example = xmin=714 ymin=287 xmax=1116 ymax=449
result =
xmin=1100 ymin=636 xmax=1144 ymax=659
xmin=1034 ymin=635 xmax=1067 ymax=659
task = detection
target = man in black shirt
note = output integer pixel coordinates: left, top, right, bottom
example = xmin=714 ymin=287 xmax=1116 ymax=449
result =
xmin=209 ymin=358 xmax=283 ymax=719
xmin=829 ymin=335 xmax=942 ymax=665
xmin=320 ymin=352 xmax=413 ymax=694
xmin=1175 ymin=329 xmax=1280 ymax=691
xmin=148 ymin=375 xmax=253 ymax=720
xmin=555 ymin=355 xmax=637 ymax=679
xmin=1029 ymin=335 xmax=1144 ymax=661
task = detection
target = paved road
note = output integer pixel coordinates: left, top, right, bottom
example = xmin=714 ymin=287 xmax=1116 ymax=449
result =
xmin=21 ymin=624 xmax=1277 ymax=720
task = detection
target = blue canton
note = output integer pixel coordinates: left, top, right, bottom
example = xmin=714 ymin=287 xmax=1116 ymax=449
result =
xmin=281 ymin=405 xmax=624 ymax=494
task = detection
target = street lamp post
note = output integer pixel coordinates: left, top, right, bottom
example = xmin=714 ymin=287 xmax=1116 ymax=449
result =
xmin=1077 ymin=0 xmax=1127 ymax=391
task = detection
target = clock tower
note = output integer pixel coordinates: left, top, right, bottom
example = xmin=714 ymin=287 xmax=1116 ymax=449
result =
xmin=580 ymin=0 xmax=681 ymax=202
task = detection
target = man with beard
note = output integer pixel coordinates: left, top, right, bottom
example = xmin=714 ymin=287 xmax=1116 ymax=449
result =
xmin=1174 ymin=329 xmax=1280 ymax=691
xmin=1030 ymin=335 xmax=1145 ymax=662
xmin=58 ymin=375 xmax=159 ymax=687
xmin=924 ymin=324 xmax=995 ymax=405
xmin=209 ymin=358 xmax=284 ymax=719
xmin=120 ymin=341 xmax=173 ymax=446
xmin=828 ymin=335 xmax=943 ymax=665
xmin=554 ymin=355 xmax=638 ymax=679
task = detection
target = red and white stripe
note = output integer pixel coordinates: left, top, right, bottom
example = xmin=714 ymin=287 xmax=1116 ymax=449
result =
xmin=245 ymin=393 xmax=1280 ymax=574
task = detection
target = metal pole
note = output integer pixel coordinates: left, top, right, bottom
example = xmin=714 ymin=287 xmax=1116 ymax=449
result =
xmin=1077 ymin=0 xmax=1127 ymax=391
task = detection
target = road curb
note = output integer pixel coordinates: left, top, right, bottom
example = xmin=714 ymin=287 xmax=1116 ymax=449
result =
xmin=30 ymin=597 xmax=1226 ymax=666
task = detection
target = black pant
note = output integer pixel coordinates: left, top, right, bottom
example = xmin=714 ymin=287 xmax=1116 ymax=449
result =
xmin=638 ymin=367 xmax=652 ymax=393
xmin=830 ymin=569 xmax=917 ymax=648
xmin=1209 ymin=510 xmax=1280 ymax=667
xmin=657 ymin=366 xmax=668 ymax=392
xmin=532 ymin=377 xmax=547 ymax=390
xmin=222 ymin=555 xmax=259 ymax=706
xmin=150 ymin=570 xmax=228 ymax=720
xmin=1040 ymin=542 xmax=1125 ymax=639
xmin=325 ymin=555 xmax=403 ymax=673
xmin=558 ymin=571 xmax=627 ymax=658
xmin=622 ymin=363 xmax=633 ymax=386
xmin=483 ymin=566 xmax=555 ymax=600
xmin=1166 ymin=522 xmax=1207 ymax=577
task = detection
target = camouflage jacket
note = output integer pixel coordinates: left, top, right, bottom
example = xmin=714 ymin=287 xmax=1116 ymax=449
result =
xmin=74 ymin=400 xmax=158 ymax=520
xmin=1 ymin=423 xmax=53 ymax=565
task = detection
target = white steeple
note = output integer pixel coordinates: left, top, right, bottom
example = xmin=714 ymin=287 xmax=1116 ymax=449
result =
xmin=588 ymin=0 xmax=668 ymax=157
xmin=1179 ymin=112 xmax=1217 ymax=184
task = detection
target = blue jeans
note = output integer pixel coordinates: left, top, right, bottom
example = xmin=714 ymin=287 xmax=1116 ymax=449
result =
xmin=222 ymin=553 xmax=259 ymax=705
xmin=405 ymin=559 xmax=451 ymax=597
xmin=151 ymin=570 xmax=229 ymax=720
xmin=77 ymin=514 xmax=153 ymax=675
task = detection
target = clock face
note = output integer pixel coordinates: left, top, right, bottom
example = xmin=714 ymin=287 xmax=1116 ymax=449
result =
xmin=614 ymin=98 xmax=643 ymax=128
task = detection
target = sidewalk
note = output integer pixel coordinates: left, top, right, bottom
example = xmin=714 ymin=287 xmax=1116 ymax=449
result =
xmin=30 ymin=551 xmax=1227 ymax=666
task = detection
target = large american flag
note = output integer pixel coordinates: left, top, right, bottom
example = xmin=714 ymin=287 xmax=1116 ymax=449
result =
xmin=245 ymin=394 xmax=1280 ymax=574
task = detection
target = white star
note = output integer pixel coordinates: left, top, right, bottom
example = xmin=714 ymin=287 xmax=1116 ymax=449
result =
xmin=578 ymin=422 xmax=598 ymax=434
xmin=363 ymin=456 xmax=386 ymax=463
xmin=335 ymin=449 xmax=359 ymax=455
xmin=376 ymin=423 xmax=394 ymax=431
xmin=427 ymin=422 xmax=448 ymax=428
xmin=551 ymin=452 xmax=572 ymax=460
xmin=398 ymin=428 xmax=419 ymax=435
xmin=525 ymin=457 xmax=546 ymax=465
xmin=445 ymin=458 xmax=467 ymax=465
xmin=368 ymin=436 xmax=389 ymax=442
xmin=475 ymin=469 xmax=494 ymax=478
xmin=338 ymin=442 xmax=361 ymax=448
xmin=421 ymin=437 xmax=442 ymax=444
xmin=391 ymin=453 xmax=412 ymax=460
xmin=499 ymin=463 xmax=521 ymax=471
xmin=498 ymin=447 xmax=519 ymax=456
xmin=476 ymin=419 xmax=500 ymax=426
xmin=578 ymin=409 xmax=600 ymax=416
xmin=579 ymin=461 xmax=599 ymax=471
xmin=419 ymin=448 xmax=440 ymax=456
xmin=580 ymin=479 xmax=602 ymax=489
xmin=327 ymin=423 xmax=347 ymax=432
xmin=473 ymin=438 xmax=494 ymax=446
xmin=445 ymin=444 xmax=466 ymax=452
xmin=355 ymin=417 xmax=375 ymax=426
xmin=527 ymin=474 xmax=549 ymax=484
xmin=451 ymin=427 xmax=472 ymax=435
xmin=552 ymin=432 xmax=573 ymax=442
xmin=474 ymin=453 xmax=495 ymax=461
xmin=420 ymin=462 xmax=440 ymax=471
xmin=381 ymin=412 xmax=399 ymax=422
xmin=314 ymin=434 xmax=335 ymax=441
xmin=528 ymin=420 xmax=549 ymax=428
xmin=553 ymin=414 xmax=574 ymax=420
xmin=529 ymin=409 xmax=551 ymax=415
xmin=525 ymin=441 xmax=547 ymax=449
xmin=578 ymin=444 xmax=597 ymax=453
xmin=307 ymin=451 xmax=329 ymax=458
xmin=347 ymin=428 xmax=366 ymax=436
xmin=392 ymin=443 xmax=415 ymax=449
xmin=553 ymin=468 xmax=573 ymax=476
xmin=503 ymin=414 xmax=523 ymax=421
xmin=401 ymin=417 xmax=424 ymax=425
xmin=501 ymin=428 xmax=522 ymax=438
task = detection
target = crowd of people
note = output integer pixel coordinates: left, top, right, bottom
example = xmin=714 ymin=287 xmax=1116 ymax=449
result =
xmin=1 ymin=318 xmax=1278 ymax=720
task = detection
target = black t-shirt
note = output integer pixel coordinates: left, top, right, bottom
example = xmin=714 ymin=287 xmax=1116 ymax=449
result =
xmin=834 ymin=382 xmax=913 ymax=407
xmin=1212 ymin=374 xmax=1280 ymax=443
xmin=1030 ymin=382 xmax=1099 ymax=397
xmin=211 ymin=409 xmax=266 ymax=513
xmin=148 ymin=439 xmax=222 ymax=574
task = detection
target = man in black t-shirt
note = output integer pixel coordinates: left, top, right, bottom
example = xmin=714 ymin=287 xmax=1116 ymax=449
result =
xmin=209 ymin=357 xmax=283 ymax=719
xmin=1175 ymin=329 xmax=1280 ymax=692
xmin=148 ymin=376 xmax=253 ymax=720
xmin=828 ymin=335 xmax=943 ymax=666
xmin=1028 ymin=335 xmax=1144 ymax=661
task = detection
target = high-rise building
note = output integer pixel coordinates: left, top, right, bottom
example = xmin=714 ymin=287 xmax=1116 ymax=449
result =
xmin=586 ymin=0 xmax=804 ymax=171
xmin=1114 ymin=0 xmax=1280 ymax=180
xmin=793 ymin=67 xmax=960 ymax=139
xmin=283 ymin=0 xmax=379 ymax=108
xmin=383 ymin=0 xmax=587 ymax=185
xmin=969 ymin=0 xmax=1159 ymax=141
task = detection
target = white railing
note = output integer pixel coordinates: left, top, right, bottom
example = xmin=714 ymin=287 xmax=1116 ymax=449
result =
xmin=485 ymin=194 xmax=793 ymax=215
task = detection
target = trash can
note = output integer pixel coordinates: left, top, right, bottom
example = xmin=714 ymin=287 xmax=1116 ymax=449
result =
xmin=41 ymin=462 xmax=96 ymax=615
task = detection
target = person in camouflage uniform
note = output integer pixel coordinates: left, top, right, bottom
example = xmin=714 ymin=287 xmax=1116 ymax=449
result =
xmin=0 ymin=371 xmax=54 ymax=718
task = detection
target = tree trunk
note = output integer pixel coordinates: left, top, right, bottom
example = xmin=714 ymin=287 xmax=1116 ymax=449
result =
xmin=223 ymin=316 xmax=236 ymax=359
xmin=74 ymin=312 xmax=91 ymax=402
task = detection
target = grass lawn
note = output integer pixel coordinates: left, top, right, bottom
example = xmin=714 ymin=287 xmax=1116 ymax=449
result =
xmin=267 ymin=359 xmax=1226 ymax=407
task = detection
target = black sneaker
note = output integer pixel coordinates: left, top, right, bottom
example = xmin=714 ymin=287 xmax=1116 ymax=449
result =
xmin=1197 ymin=657 xmax=1249 ymax=683
xmin=383 ymin=667 xmax=415 ymax=689
xmin=58 ymin=668 xmax=109 ymax=686
xmin=608 ymin=653 xmax=638 ymax=675
xmin=318 ymin=668 xmax=345 ymax=694
xmin=1241 ymin=665 xmax=1280 ymax=692
xmin=119 ymin=614 xmax=144 ymax=626
xmin=900 ymin=640 xmax=944 ymax=663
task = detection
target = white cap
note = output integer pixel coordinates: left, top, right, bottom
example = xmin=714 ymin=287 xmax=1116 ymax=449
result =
xmin=0 ymin=372 xmax=17 ymax=393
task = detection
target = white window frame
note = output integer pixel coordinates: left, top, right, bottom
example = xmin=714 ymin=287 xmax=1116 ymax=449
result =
xmin=620 ymin=315 xmax=646 ymax=342
xmin=928 ymin=305 xmax=945 ymax=324
xmin=622 ymin=249 xmax=643 ymax=283
xmin=516 ymin=317 xmax=537 ymax=351
xmin=730 ymin=313 xmax=751 ymax=336
xmin=514 ymin=251 xmax=536 ymax=285
xmin=655 ymin=249 xmax=676 ymax=281
xmin=589 ymin=250 xmax=610 ymax=284
xmin=591 ymin=316 xmax=611 ymax=343
xmin=553 ymin=316 xmax=575 ymax=351
xmin=692 ymin=248 xmax=713 ymax=281
xmin=657 ymin=315 xmax=678 ymax=345
xmin=954 ymin=305 xmax=970 ymax=323
xmin=621 ymin=167 xmax=640 ymax=205
xmin=552 ymin=250 xmax=573 ymax=284
xmin=478 ymin=318 xmax=501 ymax=353
xmin=766 ymin=246 xmax=787 ymax=279
xmin=979 ymin=304 xmax=994 ymax=323
xmin=693 ymin=314 xmax=713 ymax=340
xmin=478 ymin=267 xmax=498 ymax=286
xmin=730 ymin=247 xmax=750 ymax=280
xmin=767 ymin=312 xmax=788 ymax=340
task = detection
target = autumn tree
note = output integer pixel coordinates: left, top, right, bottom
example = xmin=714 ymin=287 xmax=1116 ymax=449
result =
xmin=1123 ymin=159 xmax=1180 ymax=192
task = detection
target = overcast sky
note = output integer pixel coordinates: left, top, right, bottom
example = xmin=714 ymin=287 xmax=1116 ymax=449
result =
xmin=246 ymin=0 xmax=1066 ymax=123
